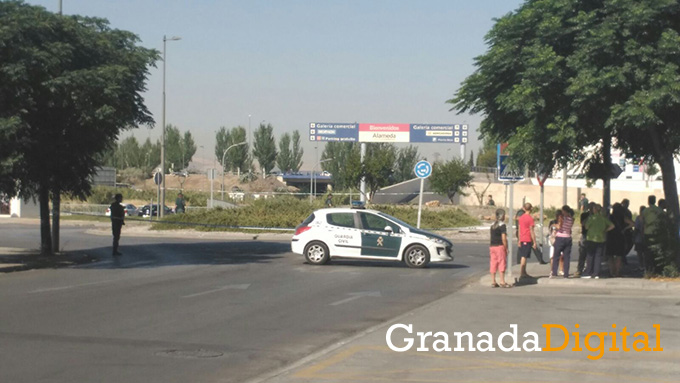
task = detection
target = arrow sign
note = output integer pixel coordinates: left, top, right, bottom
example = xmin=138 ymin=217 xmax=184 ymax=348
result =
xmin=330 ymin=291 xmax=382 ymax=306
xmin=414 ymin=160 xmax=432 ymax=179
xmin=182 ymin=284 xmax=251 ymax=298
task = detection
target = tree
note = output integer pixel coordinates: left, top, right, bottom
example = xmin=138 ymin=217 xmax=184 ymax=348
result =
xmin=215 ymin=126 xmax=251 ymax=173
xmin=164 ymin=125 xmax=196 ymax=171
xmin=363 ymin=143 xmax=397 ymax=200
xmin=393 ymin=145 xmax=420 ymax=184
xmin=321 ymin=142 xmax=361 ymax=190
xmin=291 ymin=130 xmax=304 ymax=172
xmin=476 ymin=139 xmax=498 ymax=168
xmin=253 ymin=123 xmax=277 ymax=176
xmin=429 ymin=159 xmax=473 ymax=203
xmin=468 ymin=151 xmax=475 ymax=168
xmin=449 ymin=0 xmax=680 ymax=225
xmin=0 ymin=2 xmax=157 ymax=254
xmin=276 ymin=133 xmax=293 ymax=172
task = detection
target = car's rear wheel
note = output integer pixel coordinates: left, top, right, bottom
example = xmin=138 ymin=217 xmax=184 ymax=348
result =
xmin=304 ymin=241 xmax=330 ymax=265
xmin=404 ymin=244 xmax=429 ymax=268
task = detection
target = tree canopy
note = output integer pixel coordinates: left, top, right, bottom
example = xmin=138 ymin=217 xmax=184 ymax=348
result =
xmin=0 ymin=1 xmax=158 ymax=253
xmin=252 ymin=123 xmax=277 ymax=176
xmin=276 ymin=131 xmax=304 ymax=173
xmin=215 ymin=126 xmax=251 ymax=173
xmin=429 ymin=159 xmax=473 ymax=203
xmin=449 ymin=0 xmax=680 ymax=220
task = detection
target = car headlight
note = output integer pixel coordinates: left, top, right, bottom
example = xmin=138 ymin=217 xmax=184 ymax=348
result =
xmin=431 ymin=237 xmax=449 ymax=247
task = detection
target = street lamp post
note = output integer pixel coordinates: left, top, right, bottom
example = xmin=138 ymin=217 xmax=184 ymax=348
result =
xmin=310 ymin=158 xmax=332 ymax=203
xmin=160 ymin=35 xmax=181 ymax=218
xmin=221 ymin=142 xmax=247 ymax=200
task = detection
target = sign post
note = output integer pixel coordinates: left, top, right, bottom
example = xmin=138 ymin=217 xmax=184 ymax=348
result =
xmin=208 ymin=168 xmax=215 ymax=208
xmin=497 ymin=144 xmax=524 ymax=282
xmin=154 ymin=171 xmax=162 ymax=220
xmin=414 ymin=160 xmax=432 ymax=228
xmin=537 ymin=172 xmax=550 ymax=253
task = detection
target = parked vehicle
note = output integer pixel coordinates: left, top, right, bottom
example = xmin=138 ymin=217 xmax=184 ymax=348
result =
xmin=105 ymin=203 xmax=137 ymax=217
xmin=137 ymin=204 xmax=173 ymax=217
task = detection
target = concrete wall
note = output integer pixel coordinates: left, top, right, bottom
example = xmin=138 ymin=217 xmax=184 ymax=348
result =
xmin=460 ymin=178 xmax=674 ymax=212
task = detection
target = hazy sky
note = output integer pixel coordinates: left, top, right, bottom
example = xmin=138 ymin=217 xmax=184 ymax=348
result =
xmin=26 ymin=0 xmax=524 ymax=169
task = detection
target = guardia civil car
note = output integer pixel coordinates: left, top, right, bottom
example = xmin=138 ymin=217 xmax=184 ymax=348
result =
xmin=291 ymin=207 xmax=453 ymax=268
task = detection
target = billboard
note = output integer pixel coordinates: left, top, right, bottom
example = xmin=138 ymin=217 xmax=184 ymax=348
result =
xmin=410 ymin=124 xmax=468 ymax=143
xmin=309 ymin=122 xmax=469 ymax=144
xmin=309 ymin=123 xmax=358 ymax=142
xmin=358 ymin=123 xmax=410 ymax=143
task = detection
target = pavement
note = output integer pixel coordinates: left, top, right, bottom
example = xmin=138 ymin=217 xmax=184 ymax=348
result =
xmin=256 ymin=262 xmax=680 ymax=383
xmin=0 ymin=218 xmax=491 ymax=272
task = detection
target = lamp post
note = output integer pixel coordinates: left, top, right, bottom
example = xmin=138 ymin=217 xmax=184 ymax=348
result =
xmin=221 ymin=141 xmax=247 ymax=200
xmin=160 ymin=35 xmax=181 ymax=218
xmin=310 ymin=158 xmax=332 ymax=203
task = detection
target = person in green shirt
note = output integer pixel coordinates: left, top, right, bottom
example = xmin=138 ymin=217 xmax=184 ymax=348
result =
xmin=582 ymin=204 xmax=614 ymax=278
xmin=175 ymin=193 xmax=186 ymax=214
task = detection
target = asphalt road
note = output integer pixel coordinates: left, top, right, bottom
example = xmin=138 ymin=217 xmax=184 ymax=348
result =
xmin=0 ymin=223 xmax=489 ymax=383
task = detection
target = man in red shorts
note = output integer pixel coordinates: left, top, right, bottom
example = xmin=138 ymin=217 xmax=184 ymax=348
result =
xmin=518 ymin=202 xmax=537 ymax=279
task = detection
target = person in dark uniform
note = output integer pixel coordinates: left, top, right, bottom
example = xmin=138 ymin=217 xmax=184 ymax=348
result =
xmin=175 ymin=193 xmax=186 ymax=214
xmin=110 ymin=194 xmax=125 ymax=256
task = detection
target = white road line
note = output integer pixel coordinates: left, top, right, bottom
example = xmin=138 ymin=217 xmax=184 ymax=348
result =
xmin=181 ymin=284 xmax=251 ymax=298
xmin=329 ymin=291 xmax=381 ymax=306
xmin=29 ymin=279 xmax=119 ymax=293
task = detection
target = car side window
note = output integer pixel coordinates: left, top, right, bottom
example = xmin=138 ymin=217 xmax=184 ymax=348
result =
xmin=359 ymin=213 xmax=400 ymax=233
xmin=327 ymin=213 xmax=356 ymax=228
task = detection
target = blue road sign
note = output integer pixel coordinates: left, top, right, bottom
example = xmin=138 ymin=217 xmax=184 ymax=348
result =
xmin=497 ymin=144 xmax=524 ymax=181
xmin=410 ymin=124 xmax=468 ymax=143
xmin=414 ymin=160 xmax=432 ymax=178
xmin=309 ymin=122 xmax=358 ymax=142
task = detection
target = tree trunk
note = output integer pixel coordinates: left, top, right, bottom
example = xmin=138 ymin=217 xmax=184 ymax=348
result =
xmin=51 ymin=189 xmax=60 ymax=254
xmin=39 ymin=185 xmax=52 ymax=255
xmin=603 ymin=137 xmax=611 ymax=214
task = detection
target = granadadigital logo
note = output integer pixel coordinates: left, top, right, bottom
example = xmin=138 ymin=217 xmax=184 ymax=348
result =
xmin=386 ymin=323 xmax=663 ymax=360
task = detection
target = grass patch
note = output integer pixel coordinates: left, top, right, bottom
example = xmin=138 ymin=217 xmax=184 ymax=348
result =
xmin=152 ymin=197 xmax=479 ymax=232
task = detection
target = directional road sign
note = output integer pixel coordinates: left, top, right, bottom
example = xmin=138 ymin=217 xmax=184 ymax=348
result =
xmin=414 ymin=160 xmax=432 ymax=179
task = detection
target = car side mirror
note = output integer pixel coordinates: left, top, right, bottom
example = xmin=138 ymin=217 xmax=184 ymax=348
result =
xmin=384 ymin=226 xmax=394 ymax=234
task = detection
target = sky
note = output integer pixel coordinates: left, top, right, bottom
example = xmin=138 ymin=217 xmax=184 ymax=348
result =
xmin=25 ymin=0 xmax=524 ymax=170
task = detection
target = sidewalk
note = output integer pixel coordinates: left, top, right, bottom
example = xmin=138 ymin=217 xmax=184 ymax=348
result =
xmin=257 ymin=263 xmax=680 ymax=383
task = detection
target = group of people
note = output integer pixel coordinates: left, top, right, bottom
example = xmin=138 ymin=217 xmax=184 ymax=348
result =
xmin=488 ymin=193 xmax=668 ymax=286
xmin=109 ymin=192 xmax=186 ymax=256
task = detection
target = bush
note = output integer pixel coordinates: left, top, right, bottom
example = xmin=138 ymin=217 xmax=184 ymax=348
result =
xmin=152 ymin=197 xmax=479 ymax=232
xmin=77 ymin=186 xmax=210 ymax=207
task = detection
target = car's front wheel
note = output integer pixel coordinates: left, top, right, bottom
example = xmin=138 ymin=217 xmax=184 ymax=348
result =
xmin=404 ymin=244 xmax=430 ymax=268
xmin=304 ymin=241 xmax=330 ymax=265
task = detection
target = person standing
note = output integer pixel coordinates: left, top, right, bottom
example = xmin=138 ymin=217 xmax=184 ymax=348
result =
xmin=551 ymin=205 xmax=574 ymax=278
xmin=641 ymin=195 xmax=663 ymax=273
xmin=582 ymin=204 xmax=614 ymax=278
xmin=325 ymin=192 xmax=333 ymax=207
xmin=110 ymin=194 xmax=125 ymax=256
xmin=175 ymin=193 xmax=186 ymax=214
xmin=575 ymin=202 xmax=594 ymax=277
xmin=489 ymin=209 xmax=511 ymax=288
xmin=634 ymin=206 xmax=646 ymax=271
xmin=579 ymin=193 xmax=589 ymax=212
xmin=517 ymin=203 xmax=537 ymax=279
xmin=487 ymin=195 xmax=495 ymax=206
xmin=607 ymin=203 xmax=634 ymax=277
xmin=548 ymin=210 xmax=564 ymax=276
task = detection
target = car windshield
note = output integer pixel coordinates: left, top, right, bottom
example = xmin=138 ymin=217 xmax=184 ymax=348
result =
xmin=377 ymin=212 xmax=417 ymax=230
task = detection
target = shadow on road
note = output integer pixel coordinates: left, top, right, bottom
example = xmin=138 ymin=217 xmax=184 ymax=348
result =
xmin=68 ymin=241 xmax=291 ymax=269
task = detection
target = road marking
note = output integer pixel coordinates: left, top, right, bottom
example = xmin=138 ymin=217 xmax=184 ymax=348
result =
xmin=329 ymin=291 xmax=381 ymax=306
xmin=29 ymin=280 xmax=118 ymax=293
xmin=181 ymin=284 xmax=251 ymax=298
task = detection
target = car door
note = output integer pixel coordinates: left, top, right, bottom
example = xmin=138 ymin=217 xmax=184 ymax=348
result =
xmin=325 ymin=212 xmax=362 ymax=257
xmin=358 ymin=212 xmax=403 ymax=258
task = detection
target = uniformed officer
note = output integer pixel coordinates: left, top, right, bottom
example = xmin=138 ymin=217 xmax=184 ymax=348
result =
xmin=110 ymin=194 xmax=125 ymax=256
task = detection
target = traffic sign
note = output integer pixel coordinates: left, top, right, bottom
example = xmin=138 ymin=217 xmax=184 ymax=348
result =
xmin=309 ymin=123 xmax=358 ymax=142
xmin=153 ymin=171 xmax=162 ymax=185
xmin=497 ymin=143 xmax=524 ymax=182
xmin=414 ymin=160 xmax=432 ymax=179
xmin=309 ymin=122 xmax=470 ymax=143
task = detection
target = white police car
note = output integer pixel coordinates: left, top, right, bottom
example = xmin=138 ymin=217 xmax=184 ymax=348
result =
xmin=291 ymin=207 xmax=453 ymax=268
